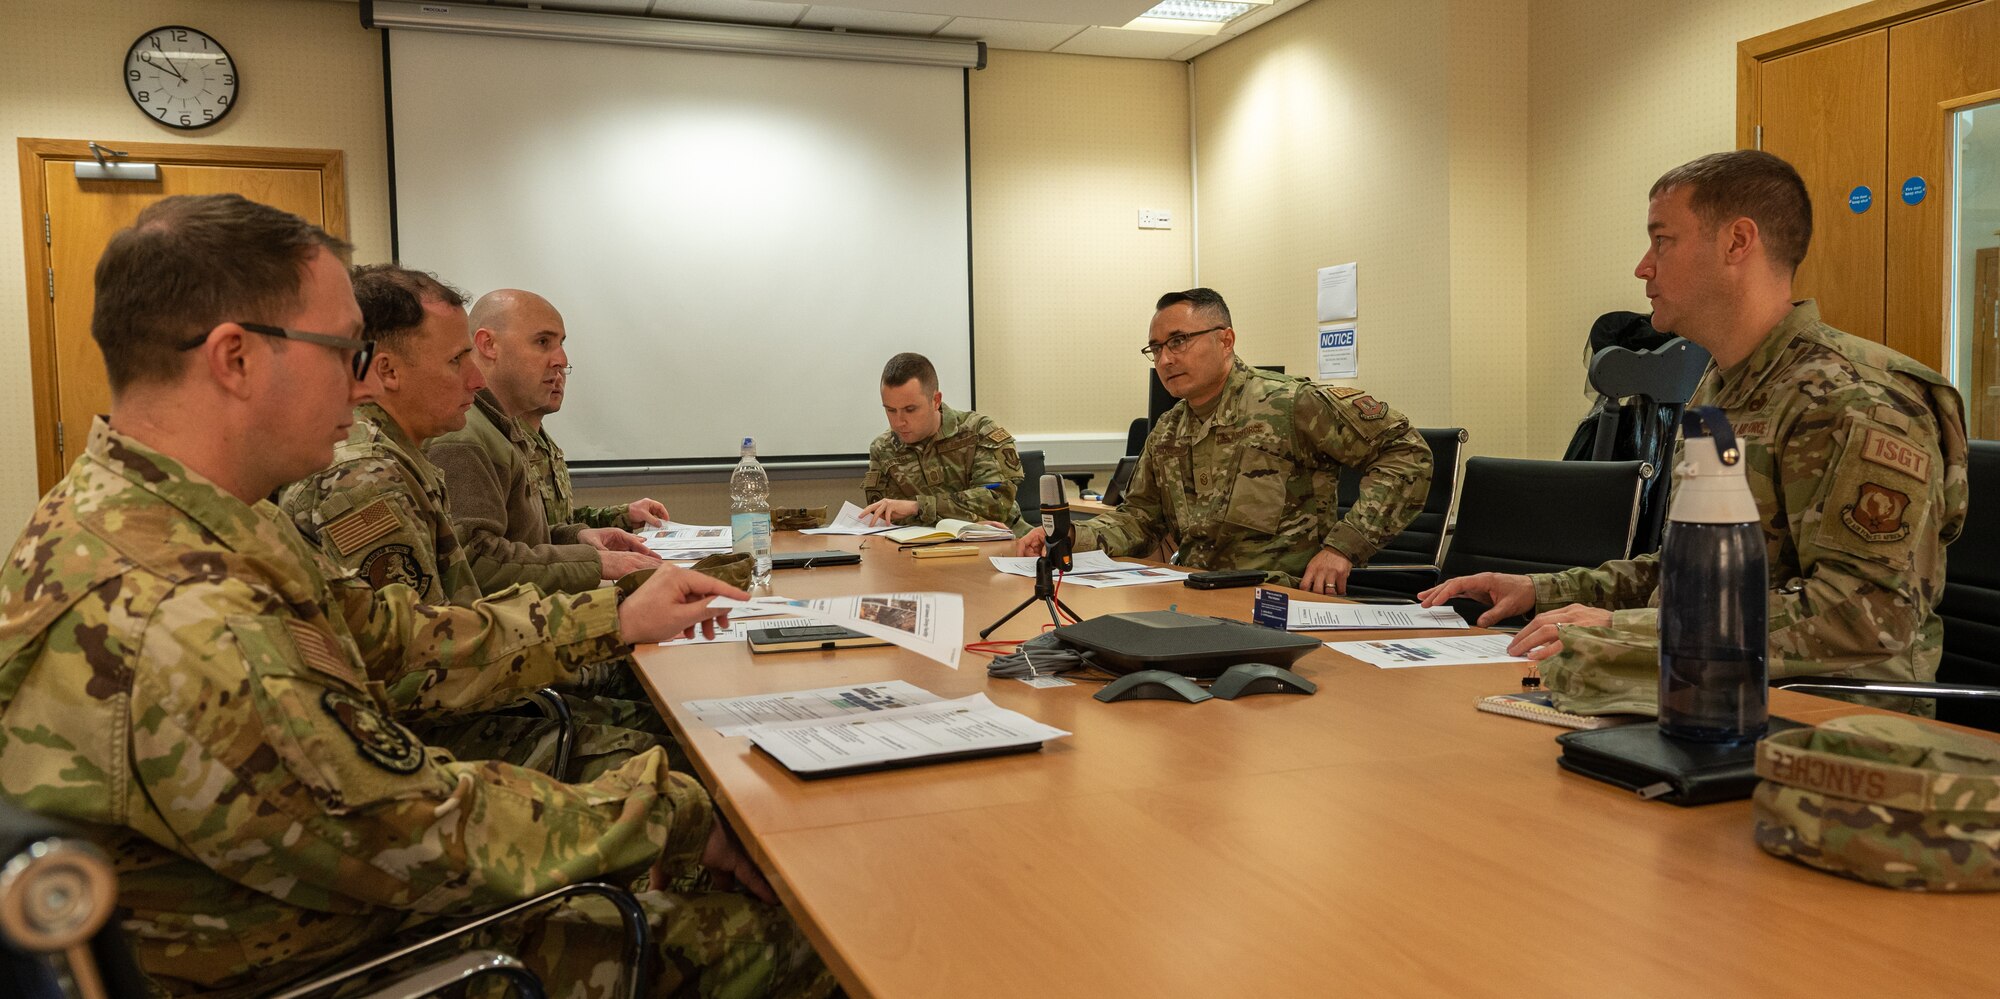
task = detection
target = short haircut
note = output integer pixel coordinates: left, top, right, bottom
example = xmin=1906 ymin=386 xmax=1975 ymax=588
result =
xmin=350 ymin=264 xmax=467 ymax=352
xmin=881 ymin=352 xmax=938 ymax=395
xmin=1649 ymin=150 xmax=1813 ymax=273
xmin=92 ymin=193 xmax=350 ymax=394
xmin=1155 ymin=287 xmax=1233 ymax=327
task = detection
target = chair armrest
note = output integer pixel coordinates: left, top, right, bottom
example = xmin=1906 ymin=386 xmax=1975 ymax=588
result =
xmin=524 ymin=687 xmax=576 ymax=781
xmin=354 ymin=950 xmax=542 ymax=999
xmin=1771 ymin=676 xmax=2000 ymax=701
xmin=269 ymin=882 xmax=650 ymax=999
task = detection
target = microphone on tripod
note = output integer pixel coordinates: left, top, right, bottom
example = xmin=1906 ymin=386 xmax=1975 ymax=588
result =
xmin=1040 ymin=473 xmax=1074 ymax=573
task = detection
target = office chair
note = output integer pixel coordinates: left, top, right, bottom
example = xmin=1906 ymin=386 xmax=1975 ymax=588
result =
xmin=0 ymin=796 xmax=651 ymax=999
xmin=1773 ymin=440 xmax=2000 ymax=732
xmin=1347 ymin=457 xmax=1652 ymax=625
xmin=1018 ymin=449 xmax=1045 ymax=501
xmin=1124 ymin=417 xmax=1151 ymax=457
xmin=1337 ymin=428 xmax=1467 ymax=601
xmin=1566 ymin=322 xmax=1711 ymax=556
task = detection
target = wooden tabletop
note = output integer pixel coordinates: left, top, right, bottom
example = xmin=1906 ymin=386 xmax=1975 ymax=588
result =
xmin=632 ymin=534 xmax=1996 ymax=998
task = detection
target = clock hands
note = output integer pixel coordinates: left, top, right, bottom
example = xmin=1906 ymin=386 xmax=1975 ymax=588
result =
xmin=147 ymin=35 xmax=188 ymax=83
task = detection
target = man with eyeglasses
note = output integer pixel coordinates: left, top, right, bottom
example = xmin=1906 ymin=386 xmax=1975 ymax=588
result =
xmin=1018 ymin=287 xmax=1432 ymax=594
xmin=428 ymin=289 xmax=667 ymax=596
xmin=0 ymin=194 xmax=831 ymax=995
xmin=859 ymin=351 xmax=1030 ymax=532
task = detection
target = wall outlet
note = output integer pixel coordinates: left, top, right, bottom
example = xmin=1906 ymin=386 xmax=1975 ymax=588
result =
xmin=1138 ymin=209 xmax=1173 ymax=229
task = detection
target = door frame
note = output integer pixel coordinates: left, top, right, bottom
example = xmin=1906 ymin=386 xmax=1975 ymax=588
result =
xmin=1736 ymin=0 xmax=1980 ymax=147
xmin=16 ymin=138 xmax=348 ymax=490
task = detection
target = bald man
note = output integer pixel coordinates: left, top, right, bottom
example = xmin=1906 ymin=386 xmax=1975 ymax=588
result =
xmin=426 ymin=290 xmax=663 ymax=595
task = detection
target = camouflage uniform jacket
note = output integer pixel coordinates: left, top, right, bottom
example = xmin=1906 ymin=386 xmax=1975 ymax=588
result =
xmin=522 ymin=420 xmax=627 ymax=530
xmin=278 ymin=403 xmax=481 ymax=606
xmin=426 ymin=390 xmax=602 ymax=595
xmin=1076 ymin=359 xmax=1433 ymax=585
xmin=0 ymin=419 xmax=711 ymax=994
xmin=863 ymin=405 xmax=1028 ymax=528
xmin=1534 ymin=301 xmax=1970 ymax=712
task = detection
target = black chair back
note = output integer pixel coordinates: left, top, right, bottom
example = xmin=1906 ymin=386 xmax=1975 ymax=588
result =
xmin=1939 ymin=440 xmax=2000 ymax=731
xmin=1018 ymin=449 xmax=1046 ymax=501
xmin=1444 ymin=457 xmax=1648 ymax=577
xmin=1568 ymin=336 xmax=1710 ymax=555
xmin=1337 ymin=427 xmax=1466 ymax=568
xmin=1124 ymin=417 xmax=1151 ymax=457
xmin=1102 ymin=456 xmax=1140 ymax=506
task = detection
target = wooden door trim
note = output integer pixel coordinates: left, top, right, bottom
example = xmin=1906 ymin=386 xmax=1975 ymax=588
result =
xmin=16 ymin=138 xmax=347 ymax=490
xmin=1941 ymin=87 xmax=2000 ymax=112
xmin=1736 ymin=0 xmax=1980 ymax=147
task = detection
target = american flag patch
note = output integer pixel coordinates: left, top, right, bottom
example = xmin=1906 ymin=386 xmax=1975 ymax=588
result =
xmin=285 ymin=619 xmax=363 ymax=688
xmin=324 ymin=500 xmax=398 ymax=556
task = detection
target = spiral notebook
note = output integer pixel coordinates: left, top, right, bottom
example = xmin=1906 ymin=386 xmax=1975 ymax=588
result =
xmin=1475 ymin=691 xmax=1642 ymax=731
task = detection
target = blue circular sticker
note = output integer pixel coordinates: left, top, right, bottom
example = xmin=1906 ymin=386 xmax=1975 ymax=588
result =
xmin=1902 ymin=176 xmax=1926 ymax=205
xmin=1849 ymin=186 xmax=1873 ymax=214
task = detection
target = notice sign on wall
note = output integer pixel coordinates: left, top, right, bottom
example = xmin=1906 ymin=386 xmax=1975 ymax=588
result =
xmin=1318 ymin=323 xmax=1358 ymax=380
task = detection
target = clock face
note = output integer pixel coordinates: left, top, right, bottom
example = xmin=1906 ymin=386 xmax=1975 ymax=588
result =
xmin=124 ymin=26 xmax=238 ymax=130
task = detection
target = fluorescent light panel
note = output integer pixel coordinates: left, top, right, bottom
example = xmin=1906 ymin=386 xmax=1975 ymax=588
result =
xmin=1141 ymin=1 xmax=1256 ymax=22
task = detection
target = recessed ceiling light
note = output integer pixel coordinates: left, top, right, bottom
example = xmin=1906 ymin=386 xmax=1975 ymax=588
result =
xmin=1139 ymin=1 xmax=1255 ymax=23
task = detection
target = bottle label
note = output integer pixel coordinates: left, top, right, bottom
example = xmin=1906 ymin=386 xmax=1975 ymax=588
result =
xmin=732 ymin=512 xmax=771 ymax=552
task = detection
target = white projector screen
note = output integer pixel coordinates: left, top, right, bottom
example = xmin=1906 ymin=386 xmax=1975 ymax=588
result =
xmin=386 ymin=29 xmax=972 ymax=466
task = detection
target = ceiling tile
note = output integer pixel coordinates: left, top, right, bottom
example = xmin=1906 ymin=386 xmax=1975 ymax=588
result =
xmin=935 ymin=17 xmax=1086 ymax=51
xmin=794 ymin=2 xmax=1151 ymax=25
xmin=796 ymin=6 xmax=951 ymax=32
xmin=646 ymin=0 xmax=807 ymax=27
xmin=1054 ymin=25 xmax=1205 ymax=60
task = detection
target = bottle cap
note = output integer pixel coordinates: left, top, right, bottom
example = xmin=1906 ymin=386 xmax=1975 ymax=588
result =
xmin=1667 ymin=407 xmax=1759 ymax=525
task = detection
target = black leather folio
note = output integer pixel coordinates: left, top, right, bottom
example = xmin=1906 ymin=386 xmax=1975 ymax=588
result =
xmin=1554 ymin=717 xmax=1805 ymax=807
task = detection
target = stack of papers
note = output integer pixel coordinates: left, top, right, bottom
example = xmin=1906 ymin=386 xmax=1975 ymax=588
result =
xmin=742 ymin=693 xmax=1071 ymax=777
xmin=713 ymin=591 xmax=965 ymax=668
xmin=799 ymin=502 xmax=896 ymax=536
xmin=988 ymin=550 xmax=1193 ymax=588
xmin=682 ymin=680 xmax=942 ymax=736
xmin=1329 ymin=634 xmax=1530 ymax=669
xmin=1284 ymin=601 xmax=1471 ymax=631
xmin=638 ymin=522 xmax=734 ymax=559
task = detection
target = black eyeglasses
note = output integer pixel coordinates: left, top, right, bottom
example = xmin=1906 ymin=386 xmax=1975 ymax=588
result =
xmin=1140 ymin=325 xmax=1227 ymax=361
xmin=177 ymin=322 xmax=376 ymax=381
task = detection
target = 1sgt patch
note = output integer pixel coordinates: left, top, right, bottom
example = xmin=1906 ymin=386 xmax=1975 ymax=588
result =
xmin=361 ymin=543 xmax=432 ymax=595
xmin=1858 ymin=427 xmax=1930 ymax=481
xmin=320 ymin=688 xmax=425 ymax=774
xmin=1351 ymin=395 xmax=1387 ymax=420
xmin=1842 ymin=482 xmax=1912 ymax=543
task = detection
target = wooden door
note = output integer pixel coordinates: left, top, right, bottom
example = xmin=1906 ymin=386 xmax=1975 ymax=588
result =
xmin=1887 ymin=0 xmax=2000 ymax=370
xmin=18 ymin=139 xmax=346 ymax=492
xmin=1757 ymin=30 xmax=1888 ymax=341
xmin=1976 ymin=247 xmax=2000 ymax=437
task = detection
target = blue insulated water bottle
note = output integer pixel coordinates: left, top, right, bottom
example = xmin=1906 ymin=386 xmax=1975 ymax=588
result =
xmin=1657 ymin=407 xmax=1768 ymax=742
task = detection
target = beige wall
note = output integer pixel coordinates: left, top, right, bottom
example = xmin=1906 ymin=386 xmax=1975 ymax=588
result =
xmin=969 ymin=49 xmax=1194 ymax=436
xmin=1522 ymin=0 xmax=1859 ymax=456
xmin=0 ymin=0 xmax=390 ymax=530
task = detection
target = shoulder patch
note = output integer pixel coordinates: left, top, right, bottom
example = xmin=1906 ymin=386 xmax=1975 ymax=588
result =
xmin=1842 ymin=483 xmax=1912 ymax=543
xmin=986 ymin=428 xmax=1011 ymax=444
xmin=1351 ymin=395 xmax=1387 ymax=420
xmin=360 ymin=543 xmax=432 ymax=596
xmin=284 ymin=619 xmax=364 ymax=689
xmin=1857 ymin=427 xmax=1930 ymax=481
xmin=322 ymin=499 xmax=399 ymax=556
xmin=320 ymin=688 xmax=425 ymax=774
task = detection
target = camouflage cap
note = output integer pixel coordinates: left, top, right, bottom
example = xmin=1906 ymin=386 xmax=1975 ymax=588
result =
xmin=1753 ymin=714 xmax=2000 ymax=891
xmin=771 ymin=507 xmax=827 ymax=531
xmin=687 ymin=552 xmax=754 ymax=591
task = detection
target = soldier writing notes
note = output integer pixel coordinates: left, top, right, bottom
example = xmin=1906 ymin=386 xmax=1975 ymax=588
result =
xmin=861 ymin=351 xmax=1030 ymax=532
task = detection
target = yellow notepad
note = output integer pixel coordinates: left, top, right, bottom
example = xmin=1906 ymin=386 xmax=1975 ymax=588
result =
xmin=883 ymin=519 xmax=1013 ymax=544
xmin=910 ymin=544 xmax=980 ymax=559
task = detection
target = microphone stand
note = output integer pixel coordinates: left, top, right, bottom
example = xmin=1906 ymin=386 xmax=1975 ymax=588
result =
xmin=980 ymin=550 xmax=1078 ymax=638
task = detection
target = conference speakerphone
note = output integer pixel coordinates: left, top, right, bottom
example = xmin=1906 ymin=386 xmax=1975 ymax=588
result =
xmin=1052 ymin=610 xmax=1321 ymax=678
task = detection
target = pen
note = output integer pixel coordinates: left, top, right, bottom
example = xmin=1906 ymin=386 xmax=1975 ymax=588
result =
xmin=980 ymin=482 xmax=1005 ymax=490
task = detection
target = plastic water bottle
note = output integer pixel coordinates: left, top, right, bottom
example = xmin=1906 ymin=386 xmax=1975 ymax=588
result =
xmin=730 ymin=437 xmax=772 ymax=588
xmin=1657 ymin=407 xmax=1768 ymax=743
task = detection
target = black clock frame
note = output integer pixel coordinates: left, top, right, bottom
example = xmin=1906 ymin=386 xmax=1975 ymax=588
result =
xmin=123 ymin=25 xmax=239 ymax=131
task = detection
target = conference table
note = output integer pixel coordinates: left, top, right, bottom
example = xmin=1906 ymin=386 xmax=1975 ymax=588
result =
xmin=632 ymin=534 xmax=1996 ymax=997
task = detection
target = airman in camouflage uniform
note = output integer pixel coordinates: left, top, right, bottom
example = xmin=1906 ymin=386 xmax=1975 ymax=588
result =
xmin=0 ymin=194 xmax=831 ymax=997
xmin=1422 ymin=151 xmax=1968 ymax=718
xmin=1528 ymin=301 xmax=1966 ymax=715
xmin=861 ymin=351 xmax=1028 ymax=531
xmin=283 ymin=401 xmax=480 ymax=605
xmin=1021 ymin=291 xmax=1431 ymax=592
